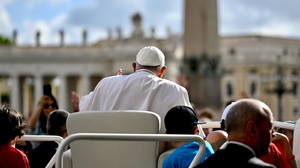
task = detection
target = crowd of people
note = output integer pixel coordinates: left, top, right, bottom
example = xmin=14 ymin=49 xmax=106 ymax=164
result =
xmin=0 ymin=46 xmax=298 ymax=168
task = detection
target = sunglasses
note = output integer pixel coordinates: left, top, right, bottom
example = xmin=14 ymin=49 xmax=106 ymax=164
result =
xmin=44 ymin=103 xmax=56 ymax=109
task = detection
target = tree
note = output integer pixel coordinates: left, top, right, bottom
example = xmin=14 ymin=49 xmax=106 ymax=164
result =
xmin=0 ymin=35 xmax=12 ymax=44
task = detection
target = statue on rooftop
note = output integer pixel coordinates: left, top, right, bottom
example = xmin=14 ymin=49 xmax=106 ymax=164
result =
xmin=131 ymin=13 xmax=144 ymax=38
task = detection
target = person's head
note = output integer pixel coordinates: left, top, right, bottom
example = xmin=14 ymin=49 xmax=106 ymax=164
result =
xmin=198 ymin=107 xmax=214 ymax=119
xmin=199 ymin=117 xmax=213 ymax=137
xmin=47 ymin=109 xmax=70 ymax=138
xmin=132 ymin=46 xmax=167 ymax=78
xmin=165 ymin=106 xmax=205 ymax=136
xmin=0 ymin=105 xmax=26 ymax=145
xmin=39 ymin=95 xmax=59 ymax=133
xmin=42 ymin=95 xmax=59 ymax=117
xmin=225 ymin=99 xmax=274 ymax=158
xmin=206 ymin=130 xmax=228 ymax=152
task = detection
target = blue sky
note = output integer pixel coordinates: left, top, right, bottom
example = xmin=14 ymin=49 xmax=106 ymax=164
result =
xmin=1 ymin=0 xmax=300 ymax=46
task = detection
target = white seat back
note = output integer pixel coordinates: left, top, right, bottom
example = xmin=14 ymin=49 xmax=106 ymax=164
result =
xmin=19 ymin=135 xmax=64 ymax=168
xmin=66 ymin=110 xmax=161 ymax=168
xmin=56 ymin=133 xmax=206 ymax=168
xmin=293 ymin=118 xmax=300 ymax=167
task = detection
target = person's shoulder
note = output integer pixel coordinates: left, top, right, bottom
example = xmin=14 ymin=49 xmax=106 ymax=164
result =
xmin=7 ymin=145 xmax=27 ymax=158
xmin=247 ymin=157 xmax=276 ymax=168
xmin=159 ymin=78 xmax=187 ymax=90
xmin=102 ymin=74 xmax=123 ymax=81
xmin=7 ymin=144 xmax=23 ymax=154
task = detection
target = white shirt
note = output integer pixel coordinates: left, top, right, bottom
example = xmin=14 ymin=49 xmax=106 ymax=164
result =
xmin=80 ymin=69 xmax=192 ymax=133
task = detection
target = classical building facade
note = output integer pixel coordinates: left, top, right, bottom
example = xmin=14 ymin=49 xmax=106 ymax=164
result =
xmin=0 ymin=13 xmax=183 ymax=118
xmin=220 ymin=36 xmax=300 ymax=121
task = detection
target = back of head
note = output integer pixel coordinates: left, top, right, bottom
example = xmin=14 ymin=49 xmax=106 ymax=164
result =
xmin=165 ymin=106 xmax=201 ymax=134
xmin=199 ymin=107 xmax=214 ymax=119
xmin=136 ymin=46 xmax=165 ymax=67
xmin=47 ymin=109 xmax=70 ymax=136
xmin=225 ymin=99 xmax=271 ymax=134
xmin=206 ymin=130 xmax=228 ymax=151
xmin=0 ymin=105 xmax=26 ymax=144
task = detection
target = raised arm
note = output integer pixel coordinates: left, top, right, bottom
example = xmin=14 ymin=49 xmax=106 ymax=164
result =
xmin=28 ymin=95 xmax=50 ymax=131
xmin=71 ymin=91 xmax=80 ymax=112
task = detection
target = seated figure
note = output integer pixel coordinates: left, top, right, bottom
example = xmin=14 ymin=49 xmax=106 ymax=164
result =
xmin=195 ymin=99 xmax=276 ymax=168
xmin=163 ymin=106 xmax=214 ymax=168
xmin=27 ymin=109 xmax=70 ymax=168
xmin=0 ymin=105 xmax=30 ymax=168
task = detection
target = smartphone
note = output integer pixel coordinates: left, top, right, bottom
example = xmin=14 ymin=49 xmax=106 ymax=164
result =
xmin=43 ymin=84 xmax=52 ymax=96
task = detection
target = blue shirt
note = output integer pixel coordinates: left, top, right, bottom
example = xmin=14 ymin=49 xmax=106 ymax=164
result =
xmin=163 ymin=141 xmax=214 ymax=168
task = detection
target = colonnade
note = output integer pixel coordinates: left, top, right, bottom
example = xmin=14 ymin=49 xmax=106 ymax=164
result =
xmin=0 ymin=74 xmax=102 ymax=119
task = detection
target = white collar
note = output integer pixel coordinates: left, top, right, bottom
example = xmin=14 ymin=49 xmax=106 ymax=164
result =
xmin=227 ymin=141 xmax=256 ymax=156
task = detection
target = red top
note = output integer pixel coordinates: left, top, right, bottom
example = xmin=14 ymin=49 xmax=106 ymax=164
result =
xmin=260 ymin=143 xmax=291 ymax=168
xmin=0 ymin=144 xmax=30 ymax=168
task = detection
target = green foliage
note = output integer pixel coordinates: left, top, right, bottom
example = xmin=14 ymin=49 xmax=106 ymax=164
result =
xmin=1 ymin=94 xmax=10 ymax=104
xmin=0 ymin=35 xmax=12 ymax=45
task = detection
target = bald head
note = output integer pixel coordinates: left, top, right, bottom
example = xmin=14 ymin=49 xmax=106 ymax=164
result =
xmin=225 ymin=99 xmax=274 ymax=157
xmin=206 ymin=130 xmax=228 ymax=152
xmin=225 ymin=99 xmax=272 ymax=134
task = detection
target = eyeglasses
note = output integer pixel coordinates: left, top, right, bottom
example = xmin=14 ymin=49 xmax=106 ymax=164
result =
xmin=44 ymin=103 xmax=56 ymax=109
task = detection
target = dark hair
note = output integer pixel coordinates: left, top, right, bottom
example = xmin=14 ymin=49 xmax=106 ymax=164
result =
xmin=39 ymin=94 xmax=59 ymax=133
xmin=47 ymin=109 xmax=69 ymax=136
xmin=0 ymin=105 xmax=26 ymax=145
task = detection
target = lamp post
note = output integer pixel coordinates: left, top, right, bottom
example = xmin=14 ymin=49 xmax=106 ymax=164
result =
xmin=264 ymin=56 xmax=292 ymax=121
xmin=273 ymin=67 xmax=285 ymax=121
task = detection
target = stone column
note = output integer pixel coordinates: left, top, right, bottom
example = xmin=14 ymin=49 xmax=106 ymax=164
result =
xmin=34 ymin=75 xmax=43 ymax=106
xmin=58 ymin=75 xmax=67 ymax=110
xmin=82 ymin=29 xmax=87 ymax=47
xmin=82 ymin=74 xmax=90 ymax=95
xmin=10 ymin=74 xmax=20 ymax=111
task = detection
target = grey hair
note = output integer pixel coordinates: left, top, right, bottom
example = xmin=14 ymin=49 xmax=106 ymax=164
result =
xmin=135 ymin=62 xmax=164 ymax=73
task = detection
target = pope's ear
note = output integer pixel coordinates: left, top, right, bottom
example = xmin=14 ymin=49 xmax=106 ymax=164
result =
xmin=132 ymin=62 xmax=137 ymax=72
xmin=157 ymin=66 xmax=167 ymax=78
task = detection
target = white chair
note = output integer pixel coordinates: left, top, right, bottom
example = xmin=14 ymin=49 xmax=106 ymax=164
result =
xmin=18 ymin=135 xmax=64 ymax=168
xmin=64 ymin=110 xmax=161 ymax=168
xmin=55 ymin=133 xmax=206 ymax=168
xmin=157 ymin=148 xmax=176 ymax=168
xmin=293 ymin=118 xmax=300 ymax=167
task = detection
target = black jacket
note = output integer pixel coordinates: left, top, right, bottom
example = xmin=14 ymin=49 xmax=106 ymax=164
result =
xmin=194 ymin=143 xmax=276 ymax=168
xmin=27 ymin=141 xmax=58 ymax=168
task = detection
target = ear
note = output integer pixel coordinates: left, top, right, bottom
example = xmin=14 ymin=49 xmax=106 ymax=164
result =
xmin=63 ymin=132 xmax=68 ymax=139
xmin=157 ymin=66 xmax=167 ymax=78
xmin=132 ymin=62 xmax=137 ymax=72
xmin=193 ymin=126 xmax=199 ymax=135
xmin=245 ymin=120 xmax=257 ymax=138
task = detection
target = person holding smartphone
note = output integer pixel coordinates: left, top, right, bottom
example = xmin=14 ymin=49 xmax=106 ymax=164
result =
xmin=27 ymin=84 xmax=59 ymax=147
